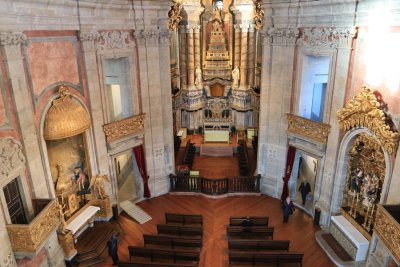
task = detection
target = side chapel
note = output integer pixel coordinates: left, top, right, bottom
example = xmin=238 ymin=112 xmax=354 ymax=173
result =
xmin=0 ymin=0 xmax=399 ymax=266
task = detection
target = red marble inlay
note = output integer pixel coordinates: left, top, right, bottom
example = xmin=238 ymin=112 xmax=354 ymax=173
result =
xmin=27 ymin=41 xmax=79 ymax=96
xmin=0 ymin=88 xmax=5 ymax=125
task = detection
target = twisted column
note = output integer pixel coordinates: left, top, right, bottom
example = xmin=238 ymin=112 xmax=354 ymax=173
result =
xmin=247 ymin=24 xmax=256 ymax=87
xmin=179 ymin=25 xmax=187 ymax=88
xmin=187 ymin=27 xmax=195 ymax=87
xmin=240 ymin=24 xmax=249 ymax=88
xmin=194 ymin=25 xmax=201 ymax=70
xmin=234 ymin=25 xmax=241 ymax=70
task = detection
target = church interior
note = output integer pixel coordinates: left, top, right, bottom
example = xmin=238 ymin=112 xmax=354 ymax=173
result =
xmin=0 ymin=0 xmax=400 ymax=266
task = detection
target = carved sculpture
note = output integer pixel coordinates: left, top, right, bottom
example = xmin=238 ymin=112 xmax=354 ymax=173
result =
xmin=232 ymin=66 xmax=240 ymax=87
xmin=0 ymin=137 xmax=25 ymax=178
xmin=55 ymin=200 xmax=68 ymax=234
xmin=168 ymin=0 xmax=183 ymax=31
xmin=90 ymin=174 xmax=110 ymax=200
xmin=195 ymin=66 xmax=203 ymax=88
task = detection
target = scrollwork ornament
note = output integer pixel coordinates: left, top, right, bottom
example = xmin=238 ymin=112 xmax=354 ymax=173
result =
xmin=264 ymin=27 xmax=299 ymax=45
xmin=97 ymin=31 xmax=134 ymax=50
xmin=287 ymin=114 xmax=331 ymax=144
xmin=103 ymin=114 xmax=145 ymax=143
xmin=0 ymin=137 xmax=25 ymax=179
xmin=300 ymin=27 xmax=357 ymax=49
xmin=79 ymin=31 xmax=100 ymax=42
xmin=168 ymin=0 xmax=183 ymax=31
xmin=0 ymin=32 xmax=27 ymax=46
xmin=337 ymin=86 xmax=400 ymax=155
xmin=253 ymin=0 xmax=264 ymax=30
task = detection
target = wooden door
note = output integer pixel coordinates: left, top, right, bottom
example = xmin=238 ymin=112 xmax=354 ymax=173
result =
xmin=3 ymin=178 xmax=27 ymax=224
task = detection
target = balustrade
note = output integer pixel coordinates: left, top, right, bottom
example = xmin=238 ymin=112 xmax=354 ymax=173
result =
xmin=169 ymin=174 xmax=261 ymax=195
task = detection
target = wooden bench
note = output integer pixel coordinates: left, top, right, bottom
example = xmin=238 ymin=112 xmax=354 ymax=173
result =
xmin=228 ymin=239 xmax=290 ymax=251
xmin=157 ymin=224 xmax=203 ymax=238
xmin=143 ymin=234 xmax=202 ymax=250
xmin=165 ymin=213 xmax=203 ymax=226
xmin=118 ymin=261 xmax=197 ymax=267
xmin=227 ymin=226 xmax=274 ymax=239
xmin=229 ymin=251 xmax=303 ymax=266
xmin=128 ymin=246 xmax=199 ymax=263
xmin=229 ymin=217 xmax=269 ymax=227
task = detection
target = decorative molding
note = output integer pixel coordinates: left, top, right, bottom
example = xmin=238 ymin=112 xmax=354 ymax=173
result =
xmin=0 ymin=137 xmax=25 ymax=179
xmin=253 ymin=0 xmax=264 ymax=30
xmin=103 ymin=113 xmax=145 ymax=143
xmin=263 ymin=27 xmax=300 ymax=46
xmin=136 ymin=29 xmax=170 ymax=47
xmin=337 ymin=86 xmax=400 ymax=155
xmin=181 ymin=89 xmax=205 ymax=111
xmin=231 ymin=89 xmax=252 ymax=111
xmin=0 ymin=32 xmax=27 ymax=46
xmin=57 ymin=231 xmax=76 ymax=259
xmin=287 ymin=114 xmax=331 ymax=144
xmin=374 ymin=205 xmax=400 ymax=263
xmin=79 ymin=31 xmax=100 ymax=42
xmin=299 ymin=27 xmax=357 ymax=49
xmin=6 ymin=200 xmax=59 ymax=253
xmin=168 ymin=0 xmax=183 ymax=31
xmin=98 ymin=30 xmax=135 ymax=50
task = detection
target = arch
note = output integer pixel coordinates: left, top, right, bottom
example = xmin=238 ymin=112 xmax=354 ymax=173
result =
xmin=329 ymin=127 xmax=393 ymax=215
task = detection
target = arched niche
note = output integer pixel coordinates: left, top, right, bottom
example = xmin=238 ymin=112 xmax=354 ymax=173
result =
xmin=39 ymin=84 xmax=95 ymax=219
xmin=330 ymin=86 xmax=399 ymax=238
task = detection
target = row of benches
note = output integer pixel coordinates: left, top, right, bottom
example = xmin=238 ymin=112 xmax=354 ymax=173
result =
xmin=237 ymin=143 xmax=250 ymax=176
xmin=121 ymin=213 xmax=204 ymax=267
xmin=227 ymin=216 xmax=304 ymax=267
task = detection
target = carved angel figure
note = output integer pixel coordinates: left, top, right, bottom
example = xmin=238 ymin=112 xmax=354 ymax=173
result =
xmin=168 ymin=0 xmax=183 ymax=30
xmin=55 ymin=200 xmax=68 ymax=234
xmin=90 ymin=174 xmax=110 ymax=199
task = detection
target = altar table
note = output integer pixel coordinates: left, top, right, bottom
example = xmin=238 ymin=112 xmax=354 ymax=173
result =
xmin=66 ymin=205 xmax=100 ymax=242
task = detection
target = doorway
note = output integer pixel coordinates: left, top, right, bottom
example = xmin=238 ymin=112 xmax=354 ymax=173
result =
xmin=289 ymin=151 xmax=318 ymax=213
xmin=114 ymin=150 xmax=143 ymax=203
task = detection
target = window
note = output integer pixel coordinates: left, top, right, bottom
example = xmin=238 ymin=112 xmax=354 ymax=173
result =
xmin=103 ymin=57 xmax=135 ymax=122
xmin=298 ymin=56 xmax=329 ymax=122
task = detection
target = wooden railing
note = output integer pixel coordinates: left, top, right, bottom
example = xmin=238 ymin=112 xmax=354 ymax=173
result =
xmin=6 ymin=199 xmax=59 ymax=253
xmin=169 ymin=174 xmax=261 ymax=195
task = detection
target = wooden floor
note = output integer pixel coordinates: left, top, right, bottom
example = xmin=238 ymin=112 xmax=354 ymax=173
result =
xmin=97 ymin=194 xmax=334 ymax=267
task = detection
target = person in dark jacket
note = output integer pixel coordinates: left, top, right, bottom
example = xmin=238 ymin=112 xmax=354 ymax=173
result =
xmin=242 ymin=216 xmax=254 ymax=227
xmin=107 ymin=234 xmax=119 ymax=265
xmin=298 ymin=181 xmax=311 ymax=205
xmin=282 ymin=196 xmax=295 ymax=223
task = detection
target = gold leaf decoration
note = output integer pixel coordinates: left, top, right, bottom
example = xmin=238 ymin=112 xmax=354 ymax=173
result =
xmin=287 ymin=113 xmax=331 ymax=144
xmin=337 ymin=86 xmax=399 ymax=155
xmin=103 ymin=114 xmax=145 ymax=143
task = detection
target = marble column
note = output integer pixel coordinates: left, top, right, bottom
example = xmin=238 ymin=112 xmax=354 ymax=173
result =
xmin=239 ymin=24 xmax=249 ymax=89
xmin=247 ymin=24 xmax=256 ymax=87
xmin=79 ymin=31 xmax=109 ymax=177
xmin=0 ymin=32 xmax=49 ymax=198
xmin=187 ymin=27 xmax=195 ymax=88
xmin=234 ymin=25 xmax=241 ymax=70
xmin=179 ymin=26 xmax=187 ymax=89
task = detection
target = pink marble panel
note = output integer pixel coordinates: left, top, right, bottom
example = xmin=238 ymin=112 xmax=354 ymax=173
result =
xmin=27 ymin=41 xmax=79 ymax=96
xmin=0 ymin=89 xmax=5 ymax=125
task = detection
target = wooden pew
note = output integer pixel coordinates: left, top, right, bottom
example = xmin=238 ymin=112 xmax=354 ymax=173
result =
xmin=118 ymin=261 xmax=197 ymax=267
xmin=229 ymin=217 xmax=269 ymax=227
xmin=229 ymin=251 xmax=303 ymax=266
xmin=227 ymin=226 xmax=274 ymax=239
xmin=128 ymin=246 xmax=199 ymax=263
xmin=157 ymin=224 xmax=203 ymax=238
xmin=228 ymin=239 xmax=290 ymax=252
xmin=143 ymin=234 xmax=202 ymax=250
xmin=165 ymin=213 xmax=203 ymax=226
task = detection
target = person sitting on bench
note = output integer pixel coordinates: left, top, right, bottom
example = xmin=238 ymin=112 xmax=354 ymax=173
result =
xmin=242 ymin=216 xmax=254 ymax=228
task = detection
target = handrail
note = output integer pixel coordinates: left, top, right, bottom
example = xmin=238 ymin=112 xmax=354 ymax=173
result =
xmin=6 ymin=199 xmax=59 ymax=253
xmin=169 ymin=174 xmax=261 ymax=195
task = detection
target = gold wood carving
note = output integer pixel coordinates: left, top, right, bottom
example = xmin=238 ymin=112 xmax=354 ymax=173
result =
xmin=168 ymin=0 xmax=183 ymax=31
xmin=88 ymin=196 xmax=113 ymax=220
xmin=103 ymin=113 xmax=145 ymax=143
xmin=374 ymin=205 xmax=400 ymax=262
xmin=57 ymin=231 xmax=77 ymax=258
xmin=6 ymin=200 xmax=59 ymax=253
xmin=287 ymin=113 xmax=331 ymax=144
xmin=337 ymin=86 xmax=400 ymax=155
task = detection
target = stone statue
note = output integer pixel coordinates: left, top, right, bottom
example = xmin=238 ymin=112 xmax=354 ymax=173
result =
xmin=195 ymin=66 xmax=202 ymax=88
xmin=55 ymin=163 xmax=76 ymax=198
xmin=90 ymin=174 xmax=109 ymax=200
xmin=232 ymin=66 xmax=240 ymax=87
xmin=168 ymin=0 xmax=183 ymax=30
xmin=212 ymin=20 xmax=222 ymax=32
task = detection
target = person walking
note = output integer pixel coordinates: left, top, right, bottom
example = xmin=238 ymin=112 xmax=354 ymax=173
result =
xmin=281 ymin=196 xmax=295 ymax=223
xmin=107 ymin=234 xmax=119 ymax=265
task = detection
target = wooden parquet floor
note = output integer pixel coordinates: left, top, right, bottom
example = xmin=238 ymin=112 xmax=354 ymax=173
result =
xmin=97 ymin=194 xmax=334 ymax=267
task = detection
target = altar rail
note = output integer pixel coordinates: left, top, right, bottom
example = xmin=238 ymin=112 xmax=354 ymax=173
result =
xmin=169 ymin=174 xmax=261 ymax=195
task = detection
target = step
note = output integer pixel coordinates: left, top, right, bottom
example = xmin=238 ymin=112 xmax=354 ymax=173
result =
xmin=77 ymin=256 xmax=104 ymax=267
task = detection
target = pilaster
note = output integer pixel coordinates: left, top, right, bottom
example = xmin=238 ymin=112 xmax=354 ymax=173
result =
xmin=0 ymin=32 xmax=49 ymax=198
xmin=239 ymin=24 xmax=249 ymax=89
